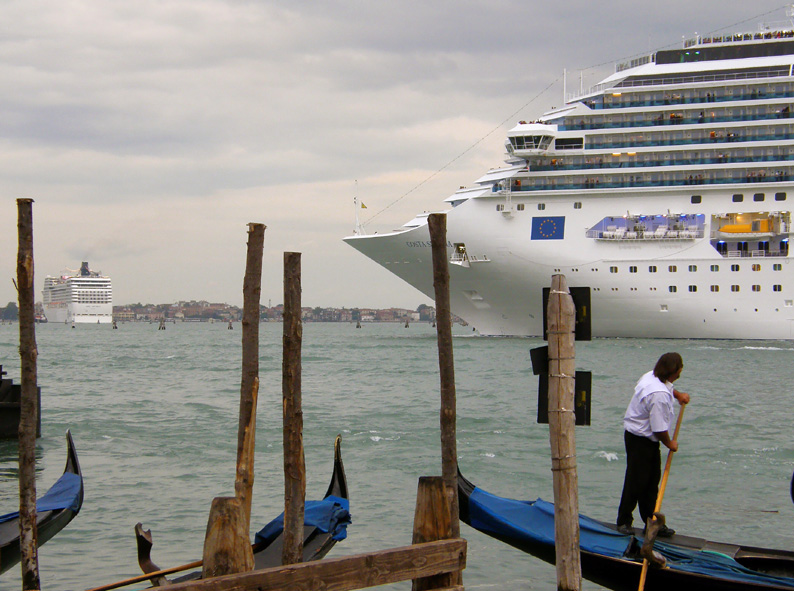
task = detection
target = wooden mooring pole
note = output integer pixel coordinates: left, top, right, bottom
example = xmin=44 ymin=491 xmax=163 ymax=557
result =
xmin=547 ymin=274 xmax=581 ymax=591
xmin=203 ymin=223 xmax=265 ymax=578
xmin=16 ymin=198 xmax=40 ymax=590
xmin=234 ymin=223 xmax=266 ymax=532
xmin=427 ymin=213 xmax=460 ymax=541
xmin=282 ymin=252 xmax=306 ymax=565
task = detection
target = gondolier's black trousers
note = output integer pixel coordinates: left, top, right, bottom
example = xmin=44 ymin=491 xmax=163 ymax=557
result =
xmin=617 ymin=431 xmax=661 ymax=528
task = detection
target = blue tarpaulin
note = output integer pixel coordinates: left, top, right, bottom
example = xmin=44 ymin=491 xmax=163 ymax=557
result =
xmin=467 ymin=486 xmax=794 ymax=588
xmin=0 ymin=472 xmax=82 ymax=524
xmin=254 ymin=495 xmax=351 ymax=546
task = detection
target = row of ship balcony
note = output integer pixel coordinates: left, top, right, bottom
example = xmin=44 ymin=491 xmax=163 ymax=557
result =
xmin=586 ymin=227 xmax=705 ymax=240
xmin=571 ymin=66 xmax=791 ymax=102
xmin=556 ymin=107 xmax=792 ymax=132
xmin=505 ymin=171 xmax=792 ymax=191
xmin=586 ymin=86 xmax=794 ymax=110
xmin=527 ymin=154 xmax=794 ymax=172
xmin=510 ymin=126 xmax=794 ymax=153
xmin=585 ymin=128 xmax=793 ymax=149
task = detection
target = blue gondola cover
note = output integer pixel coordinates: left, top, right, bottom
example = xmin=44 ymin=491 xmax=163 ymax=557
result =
xmin=254 ymin=495 xmax=351 ymax=546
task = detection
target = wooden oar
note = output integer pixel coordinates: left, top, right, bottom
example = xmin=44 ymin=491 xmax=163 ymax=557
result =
xmin=83 ymin=559 xmax=203 ymax=591
xmin=637 ymin=403 xmax=686 ymax=591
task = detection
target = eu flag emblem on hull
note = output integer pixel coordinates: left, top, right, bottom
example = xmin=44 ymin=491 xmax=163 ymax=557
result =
xmin=531 ymin=216 xmax=565 ymax=240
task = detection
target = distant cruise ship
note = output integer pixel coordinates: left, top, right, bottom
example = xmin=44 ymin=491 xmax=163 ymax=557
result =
xmin=346 ymin=15 xmax=794 ymax=339
xmin=43 ymin=262 xmax=113 ymax=324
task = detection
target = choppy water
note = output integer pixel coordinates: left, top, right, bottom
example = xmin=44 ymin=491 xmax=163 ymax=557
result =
xmin=0 ymin=321 xmax=792 ymax=590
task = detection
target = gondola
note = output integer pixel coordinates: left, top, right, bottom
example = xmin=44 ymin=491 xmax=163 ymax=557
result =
xmin=458 ymin=469 xmax=794 ymax=591
xmin=0 ymin=430 xmax=84 ymax=575
xmin=141 ymin=434 xmax=350 ymax=583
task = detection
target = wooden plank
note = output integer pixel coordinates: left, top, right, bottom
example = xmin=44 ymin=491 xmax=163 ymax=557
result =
xmin=164 ymin=539 xmax=466 ymax=591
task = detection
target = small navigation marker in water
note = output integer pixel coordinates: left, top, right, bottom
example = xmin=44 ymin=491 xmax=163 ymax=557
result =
xmin=158 ymin=318 xmax=166 ymax=330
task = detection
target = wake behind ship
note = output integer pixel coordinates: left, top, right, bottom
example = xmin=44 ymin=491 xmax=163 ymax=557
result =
xmin=345 ymin=15 xmax=794 ymax=339
xmin=43 ymin=262 xmax=113 ymax=324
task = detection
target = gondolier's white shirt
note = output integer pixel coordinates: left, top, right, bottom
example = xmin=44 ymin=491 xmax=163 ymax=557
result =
xmin=623 ymin=371 xmax=675 ymax=441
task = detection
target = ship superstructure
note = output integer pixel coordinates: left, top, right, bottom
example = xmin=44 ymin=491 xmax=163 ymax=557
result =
xmin=345 ymin=19 xmax=794 ymax=338
xmin=43 ymin=262 xmax=113 ymax=324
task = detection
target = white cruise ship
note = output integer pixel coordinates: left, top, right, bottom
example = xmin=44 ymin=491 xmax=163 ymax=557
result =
xmin=345 ymin=20 xmax=794 ymax=339
xmin=42 ymin=262 xmax=113 ymax=324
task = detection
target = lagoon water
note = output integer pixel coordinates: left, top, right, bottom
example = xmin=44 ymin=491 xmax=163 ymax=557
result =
xmin=0 ymin=321 xmax=792 ymax=590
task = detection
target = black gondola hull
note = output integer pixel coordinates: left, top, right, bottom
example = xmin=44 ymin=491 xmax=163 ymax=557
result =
xmin=458 ymin=469 xmax=794 ymax=591
xmin=0 ymin=431 xmax=83 ymax=575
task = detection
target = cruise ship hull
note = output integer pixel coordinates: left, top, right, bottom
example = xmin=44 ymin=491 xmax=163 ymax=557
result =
xmin=44 ymin=304 xmax=112 ymax=324
xmin=346 ymin=187 xmax=793 ymax=339
xmin=346 ymin=23 xmax=794 ymax=339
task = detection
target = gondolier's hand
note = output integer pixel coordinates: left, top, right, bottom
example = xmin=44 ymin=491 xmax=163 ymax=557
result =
xmin=656 ymin=431 xmax=678 ymax=452
xmin=673 ymin=389 xmax=690 ymax=405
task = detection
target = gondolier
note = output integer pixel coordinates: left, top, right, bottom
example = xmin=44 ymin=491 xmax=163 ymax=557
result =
xmin=616 ymin=352 xmax=689 ymax=536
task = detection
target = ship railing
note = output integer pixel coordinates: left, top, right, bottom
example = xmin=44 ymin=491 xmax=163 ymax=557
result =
xmin=529 ymin=153 xmax=794 ymax=172
xmin=558 ymin=108 xmax=793 ymax=132
xmin=509 ymin=173 xmax=792 ymax=192
xmin=723 ymin=249 xmax=787 ymax=258
xmin=586 ymin=229 xmax=704 ymax=240
xmin=588 ymin=130 xmax=794 ymax=150
xmin=596 ymin=89 xmax=794 ymax=110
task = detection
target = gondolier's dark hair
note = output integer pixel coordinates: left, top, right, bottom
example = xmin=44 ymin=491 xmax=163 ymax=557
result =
xmin=653 ymin=352 xmax=683 ymax=382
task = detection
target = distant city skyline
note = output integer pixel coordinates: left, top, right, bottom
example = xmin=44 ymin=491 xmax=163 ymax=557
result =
xmin=1 ymin=2 xmax=783 ymax=309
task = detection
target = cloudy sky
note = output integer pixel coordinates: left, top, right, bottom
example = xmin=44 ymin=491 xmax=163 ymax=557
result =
xmin=1 ymin=1 xmax=790 ymax=310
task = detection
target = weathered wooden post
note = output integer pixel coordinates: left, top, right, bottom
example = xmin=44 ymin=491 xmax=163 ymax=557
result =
xmin=235 ymin=223 xmax=266 ymax=532
xmin=282 ymin=251 xmax=306 ymax=565
xmin=16 ymin=198 xmax=40 ymax=591
xmin=427 ymin=212 xmax=464 ymax=590
xmin=201 ymin=497 xmax=254 ymax=578
xmin=427 ymin=213 xmax=460 ymax=542
xmin=412 ymin=477 xmax=455 ymax=591
xmin=547 ymin=274 xmax=581 ymax=591
xmin=202 ymin=223 xmax=265 ymax=578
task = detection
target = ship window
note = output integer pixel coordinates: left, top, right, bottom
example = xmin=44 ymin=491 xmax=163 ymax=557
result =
xmin=538 ymin=203 xmax=545 ymax=210
xmin=668 ymin=286 xmax=677 ymax=293
xmin=754 ymin=193 xmax=765 ymax=201
xmin=773 ymin=284 xmax=782 ymax=291
xmin=752 ymin=264 xmax=761 ymax=271
xmin=773 ymin=264 xmax=782 ymax=270
xmin=731 ymin=285 xmax=740 ymax=292
xmin=574 ymin=202 xmax=582 ymax=209
xmin=669 ymin=265 xmax=677 ymax=272
xmin=629 ymin=266 xmax=637 ymax=273
xmin=752 ymin=285 xmax=761 ymax=292
xmin=555 ymin=137 xmax=583 ymax=150
xmin=688 ymin=285 xmax=697 ymax=292
xmin=711 ymin=285 xmax=720 ymax=292
xmin=732 ymin=194 xmax=744 ymax=202
xmin=648 ymin=265 xmax=657 ymax=272
xmin=516 ymin=203 xmax=525 ymax=211
xmin=731 ymin=264 xmax=740 ymax=271
xmin=496 ymin=204 xmax=505 ymax=211
xmin=691 ymin=195 xmax=702 ymax=204
xmin=710 ymin=264 xmax=719 ymax=271
xmin=688 ymin=265 xmax=697 ymax=272
xmin=610 ymin=266 xmax=618 ymax=273
xmin=775 ymin=192 xmax=786 ymax=201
